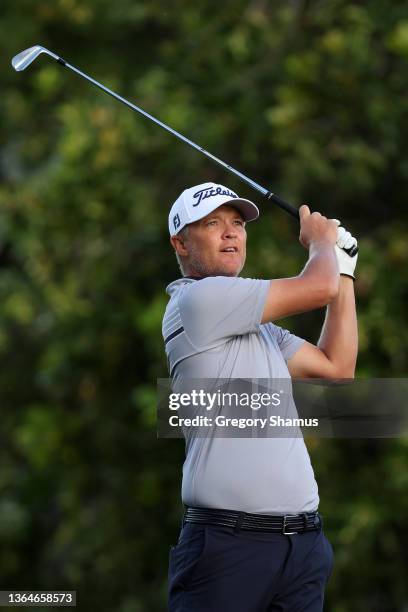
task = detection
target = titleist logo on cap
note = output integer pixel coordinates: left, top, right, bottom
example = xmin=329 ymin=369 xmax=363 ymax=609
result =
xmin=168 ymin=181 xmax=259 ymax=236
xmin=192 ymin=186 xmax=238 ymax=207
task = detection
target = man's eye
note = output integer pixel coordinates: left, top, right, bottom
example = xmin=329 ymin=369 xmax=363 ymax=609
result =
xmin=207 ymin=220 xmax=217 ymax=226
xmin=234 ymin=220 xmax=244 ymax=226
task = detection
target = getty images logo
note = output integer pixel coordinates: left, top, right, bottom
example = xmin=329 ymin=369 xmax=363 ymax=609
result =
xmin=192 ymin=186 xmax=238 ymax=207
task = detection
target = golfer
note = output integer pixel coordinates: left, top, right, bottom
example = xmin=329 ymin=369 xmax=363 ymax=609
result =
xmin=163 ymin=182 xmax=358 ymax=611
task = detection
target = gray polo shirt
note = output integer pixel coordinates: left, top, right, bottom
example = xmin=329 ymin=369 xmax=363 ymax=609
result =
xmin=162 ymin=276 xmax=319 ymax=514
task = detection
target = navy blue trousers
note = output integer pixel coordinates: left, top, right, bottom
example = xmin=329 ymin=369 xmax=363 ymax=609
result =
xmin=168 ymin=519 xmax=334 ymax=611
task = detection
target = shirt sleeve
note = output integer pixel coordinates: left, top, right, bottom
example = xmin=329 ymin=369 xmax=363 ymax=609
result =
xmin=178 ymin=276 xmax=270 ymax=350
xmin=268 ymin=323 xmax=306 ymax=361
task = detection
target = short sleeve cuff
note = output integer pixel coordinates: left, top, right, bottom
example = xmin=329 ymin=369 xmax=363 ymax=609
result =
xmin=252 ymin=280 xmax=272 ymax=329
xmin=282 ymin=337 xmax=306 ymax=362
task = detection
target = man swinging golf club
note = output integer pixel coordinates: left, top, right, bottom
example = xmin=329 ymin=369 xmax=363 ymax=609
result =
xmin=10 ymin=44 xmax=358 ymax=612
xmin=163 ymin=181 xmax=358 ymax=612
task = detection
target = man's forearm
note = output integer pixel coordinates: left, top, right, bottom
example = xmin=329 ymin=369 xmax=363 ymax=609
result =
xmin=317 ymin=276 xmax=358 ymax=377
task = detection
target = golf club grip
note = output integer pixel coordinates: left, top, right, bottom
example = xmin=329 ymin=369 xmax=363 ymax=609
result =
xmin=265 ymin=192 xmax=300 ymax=219
xmin=265 ymin=191 xmax=359 ymax=256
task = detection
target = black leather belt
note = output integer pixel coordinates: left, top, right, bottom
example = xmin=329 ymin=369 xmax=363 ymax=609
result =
xmin=184 ymin=506 xmax=323 ymax=535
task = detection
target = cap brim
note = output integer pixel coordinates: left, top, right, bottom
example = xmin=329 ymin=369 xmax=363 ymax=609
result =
xmin=222 ymin=198 xmax=259 ymax=222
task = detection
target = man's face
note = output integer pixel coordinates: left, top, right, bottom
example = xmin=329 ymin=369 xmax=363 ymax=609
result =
xmin=172 ymin=205 xmax=247 ymax=277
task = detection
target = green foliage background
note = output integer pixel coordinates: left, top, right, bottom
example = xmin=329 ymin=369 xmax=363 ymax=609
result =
xmin=1 ymin=1 xmax=407 ymax=610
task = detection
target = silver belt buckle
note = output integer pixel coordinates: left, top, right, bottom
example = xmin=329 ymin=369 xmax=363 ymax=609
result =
xmin=282 ymin=514 xmax=298 ymax=535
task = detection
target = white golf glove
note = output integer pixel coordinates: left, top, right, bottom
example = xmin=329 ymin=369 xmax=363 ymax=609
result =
xmin=332 ymin=220 xmax=358 ymax=279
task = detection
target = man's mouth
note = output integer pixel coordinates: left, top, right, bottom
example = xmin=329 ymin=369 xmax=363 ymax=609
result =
xmin=220 ymin=247 xmax=238 ymax=253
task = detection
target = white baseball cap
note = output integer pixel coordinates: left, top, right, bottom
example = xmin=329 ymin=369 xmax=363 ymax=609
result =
xmin=168 ymin=182 xmax=260 ymax=236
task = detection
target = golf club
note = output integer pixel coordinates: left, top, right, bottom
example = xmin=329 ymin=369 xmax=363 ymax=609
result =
xmin=11 ymin=45 xmax=358 ymax=256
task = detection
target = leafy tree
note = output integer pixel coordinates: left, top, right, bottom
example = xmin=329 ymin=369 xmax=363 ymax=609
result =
xmin=0 ymin=1 xmax=407 ymax=610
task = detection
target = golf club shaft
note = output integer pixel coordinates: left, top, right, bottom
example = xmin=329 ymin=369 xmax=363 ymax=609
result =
xmin=52 ymin=55 xmax=299 ymax=220
xmin=12 ymin=45 xmax=359 ymax=258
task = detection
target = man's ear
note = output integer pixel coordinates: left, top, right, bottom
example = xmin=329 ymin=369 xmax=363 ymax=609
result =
xmin=170 ymin=234 xmax=188 ymax=256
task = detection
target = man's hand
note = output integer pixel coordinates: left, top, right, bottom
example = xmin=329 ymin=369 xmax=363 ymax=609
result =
xmin=332 ymin=220 xmax=358 ymax=279
xmin=299 ymin=205 xmax=338 ymax=250
xmin=260 ymin=204 xmax=341 ymax=323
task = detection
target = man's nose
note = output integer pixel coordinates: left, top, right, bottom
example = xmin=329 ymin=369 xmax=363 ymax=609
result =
xmin=222 ymin=223 xmax=237 ymax=237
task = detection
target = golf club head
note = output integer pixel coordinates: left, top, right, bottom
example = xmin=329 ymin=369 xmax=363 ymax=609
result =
xmin=11 ymin=45 xmax=59 ymax=71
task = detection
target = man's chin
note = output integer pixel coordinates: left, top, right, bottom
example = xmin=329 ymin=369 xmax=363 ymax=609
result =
xmin=188 ymin=259 xmax=244 ymax=278
xmin=209 ymin=265 xmax=243 ymax=277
